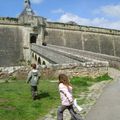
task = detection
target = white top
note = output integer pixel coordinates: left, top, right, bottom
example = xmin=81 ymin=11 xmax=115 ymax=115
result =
xmin=59 ymin=83 xmax=73 ymax=106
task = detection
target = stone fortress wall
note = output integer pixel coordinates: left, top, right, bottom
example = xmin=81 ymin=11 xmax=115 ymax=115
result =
xmin=1 ymin=0 xmax=120 ymax=68
xmin=0 ymin=24 xmax=23 ymax=67
xmin=0 ymin=16 xmax=43 ymax=67
xmin=1 ymin=18 xmax=120 ymax=67
xmin=45 ymin=22 xmax=120 ymax=57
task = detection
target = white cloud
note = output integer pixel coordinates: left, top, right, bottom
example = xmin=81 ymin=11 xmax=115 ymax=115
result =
xmin=58 ymin=13 xmax=120 ymax=30
xmin=31 ymin=0 xmax=43 ymax=4
xmin=50 ymin=4 xmax=120 ymax=30
xmin=59 ymin=13 xmax=89 ymax=25
xmin=94 ymin=4 xmax=120 ymax=18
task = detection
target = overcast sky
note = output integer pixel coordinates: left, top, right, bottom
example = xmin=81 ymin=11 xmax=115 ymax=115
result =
xmin=0 ymin=0 xmax=120 ymax=30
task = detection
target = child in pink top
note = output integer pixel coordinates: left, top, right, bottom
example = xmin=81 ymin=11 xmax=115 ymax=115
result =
xmin=57 ymin=74 xmax=83 ymax=120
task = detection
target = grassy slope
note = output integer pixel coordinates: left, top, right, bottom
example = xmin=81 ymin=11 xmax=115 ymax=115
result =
xmin=0 ymin=80 xmax=60 ymax=120
xmin=0 ymin=73 xmax=112 ymax=120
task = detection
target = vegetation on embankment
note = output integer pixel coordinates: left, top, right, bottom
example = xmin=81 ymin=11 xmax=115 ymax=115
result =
xmin=0 ymin=73 xmax=112 ymax=120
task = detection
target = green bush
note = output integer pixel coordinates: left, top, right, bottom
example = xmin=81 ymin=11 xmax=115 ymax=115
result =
xmin=95 ymin=73 xmax=112 ymax=82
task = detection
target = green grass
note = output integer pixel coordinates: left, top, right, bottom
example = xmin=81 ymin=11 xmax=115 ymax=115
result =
xmin=0 ymin=73 xmax=112 ymax=120
xmin=71 ymin=73 xmax=112 ymax=87
xmin=71 ymin=73 xmax=112 ymax=101
xmin=0 ymin=80 xmax=60 ymax=120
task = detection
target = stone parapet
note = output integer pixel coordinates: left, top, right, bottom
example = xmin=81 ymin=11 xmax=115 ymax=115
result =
xmin=40 ymin=62 xmax=108 ymax=79
xmin=0 ymin=17 xmax=18 ymax=25
xmin=9 ymin=61 xmax=108 ymax=80
xmin=46 ymin=22 xmax=120 ymax=36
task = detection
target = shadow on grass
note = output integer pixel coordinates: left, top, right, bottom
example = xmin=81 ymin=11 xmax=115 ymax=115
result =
xmin=36 ymin=92 xmax=50 ymax=100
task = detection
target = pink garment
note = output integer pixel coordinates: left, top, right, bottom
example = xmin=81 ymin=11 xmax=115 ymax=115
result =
xmin=59 ymin=83 xmax=73 ymax=106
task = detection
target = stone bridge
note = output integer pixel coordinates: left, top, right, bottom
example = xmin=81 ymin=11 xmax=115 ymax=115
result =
xmin=31 ymin=44 xmax=107 ymax=66
xmin=31 ymin=43 xmax=120 ymax=68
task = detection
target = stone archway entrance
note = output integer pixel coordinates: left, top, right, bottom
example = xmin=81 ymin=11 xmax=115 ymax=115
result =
xmin=30 ymin=34 xmax=38 ymax=43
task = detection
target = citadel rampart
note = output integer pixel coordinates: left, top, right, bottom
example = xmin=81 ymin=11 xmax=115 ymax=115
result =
xmin=0 ymin=17 xmax=41 ymax=67
xmin=0 ymin=24 xmax=23 ymax=66
xmin=0 ymin=17 xmax=18 ymax=25
xmin=45 ymin=22 xmax=120 ymax=57
xmin=1 ymin=0 xmax=120 ymax=68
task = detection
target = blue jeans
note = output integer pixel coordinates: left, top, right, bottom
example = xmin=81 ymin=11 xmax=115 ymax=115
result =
xmin=57 ymin=105 xmax=83 ymax=120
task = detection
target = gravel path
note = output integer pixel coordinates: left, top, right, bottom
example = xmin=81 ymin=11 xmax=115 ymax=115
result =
xmin=85 ymin=68 xmax=120 ymax=120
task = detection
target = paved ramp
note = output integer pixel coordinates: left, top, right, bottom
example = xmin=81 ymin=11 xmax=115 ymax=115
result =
xmin=31 ymin=44 xmax=81 ymax=64
xmin=31 ymin=44 xmax=108 ymax=66
xmin=86 ymin=68 xmax=120 ymax=120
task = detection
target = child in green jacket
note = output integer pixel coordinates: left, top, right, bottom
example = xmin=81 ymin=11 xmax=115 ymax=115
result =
xmin=27 ymin=63 xmax=40 ymax=100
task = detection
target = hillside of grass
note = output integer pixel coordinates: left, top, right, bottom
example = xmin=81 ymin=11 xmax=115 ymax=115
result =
xmin=0 ymin=73 xmax=112 ymax=120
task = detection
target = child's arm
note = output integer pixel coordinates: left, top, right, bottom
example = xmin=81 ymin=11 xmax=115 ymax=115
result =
xmin=26 ymin=71 xmax=32 ymax=83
